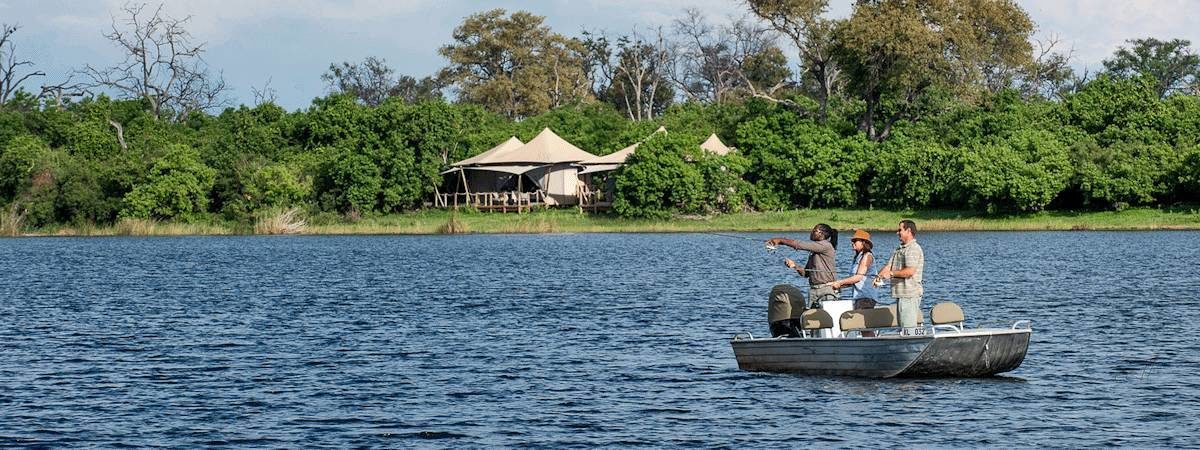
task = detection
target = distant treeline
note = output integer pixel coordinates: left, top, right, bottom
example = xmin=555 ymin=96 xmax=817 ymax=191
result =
xmin=0 ymin=1 xmax=1199 ymax=229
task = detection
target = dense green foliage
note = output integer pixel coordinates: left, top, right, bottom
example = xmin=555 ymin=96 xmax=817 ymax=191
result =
xmin=2 ymin=3 xmax=1199 ymax=230
xmin=1 ymin=71 xmax=1199 ymax=229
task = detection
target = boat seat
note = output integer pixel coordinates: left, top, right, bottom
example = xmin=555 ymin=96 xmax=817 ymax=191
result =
xmin=840 ymin=305 xmax=924 ymax=333
xmin=800 ymin=309 xmax=833 ymax=330
xmin=839 ymin=307 xmax=896 ymax=331
xmin=931 ymin=302 xmax=965 ymax=329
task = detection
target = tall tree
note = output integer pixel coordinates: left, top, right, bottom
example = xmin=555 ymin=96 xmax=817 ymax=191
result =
xmin=322 ymin=57 xmax=443 ymax=106
xmin=835 ymin=0 xmax=1034 ymax=141
xmin=585 ymin=29 xmax=674 ymax=120
xmin=669 ymin=10 xmax=791 ymax=105
xmin=746 ymin=0 xmax=840 ymax=121
xmin=80 ymin=3 xmax=229 ymax=121
xmin=439 ymin=9 xmax=592 ymax=119
xmin=0 ymin=24 xmax=44 ymax=106
xmin=1102 ymin=38 xmax=1200 ymax=99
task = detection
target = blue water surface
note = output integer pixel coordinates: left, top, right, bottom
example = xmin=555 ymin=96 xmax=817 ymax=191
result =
xmin=2 ymin=231 xmax=1199 ymax=447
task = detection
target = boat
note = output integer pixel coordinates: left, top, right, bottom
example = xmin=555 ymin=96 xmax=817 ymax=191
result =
xmin=730 ymin=293 xmax=1031 ymax=378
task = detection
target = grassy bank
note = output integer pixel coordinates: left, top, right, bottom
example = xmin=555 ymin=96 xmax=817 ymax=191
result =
xmin=311 ymin=207 xmax=1200 ymax=234
xmin=13 ymin=206 xmax=1200 ymax=237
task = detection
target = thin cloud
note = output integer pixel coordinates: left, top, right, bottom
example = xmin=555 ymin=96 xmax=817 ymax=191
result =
xmin=1019 ymin=0 xmax=1200 ymax=69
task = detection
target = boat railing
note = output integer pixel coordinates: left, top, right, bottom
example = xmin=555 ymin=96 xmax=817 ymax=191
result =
xmin=932 ymin=319 xmax=1032 ymax=335
xmin=972 ymin=319 xmax=1034 ymax=330
xmin=732 ymin=332 xmax=755 ymax=341
xmin=932 ymin=324 xmax=963 ymax=334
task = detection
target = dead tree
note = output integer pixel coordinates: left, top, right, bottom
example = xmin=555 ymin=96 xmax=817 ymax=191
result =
xmin=587 ymin=28 xmax=673 ymax=120
xmin=0 ymin=24 xmax=45 ymax=105
xmin=668 ymin=10 xmax=789 ymax=106
xmin=613 ymin=29 xmax=671 ymax=121
xmin=80 ymin=3 xmax=228 ymax=121
xmin=251 ymin=77 xmax=278 ymax=106
xmin=1020 ymin=35 xmax=1077 ymax=101
xmin=668 ymin=9 xmax=741 ymax=104
xmin=38 ymin=76 xmax=90 ymax=111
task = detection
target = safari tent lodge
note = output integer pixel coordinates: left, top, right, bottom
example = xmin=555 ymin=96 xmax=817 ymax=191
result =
xmin=437 ymin=128 xmax=597 ymax=211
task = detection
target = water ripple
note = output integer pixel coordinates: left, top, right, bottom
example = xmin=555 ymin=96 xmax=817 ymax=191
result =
xmin=2 ymin=232 xmax=1199 ymax=447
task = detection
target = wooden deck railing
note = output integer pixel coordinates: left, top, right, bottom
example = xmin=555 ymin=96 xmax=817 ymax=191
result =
xmin=577 ymin=185 xmax=613 ymax=212
xmin=435 ymin=190 xmax=546 ymax=212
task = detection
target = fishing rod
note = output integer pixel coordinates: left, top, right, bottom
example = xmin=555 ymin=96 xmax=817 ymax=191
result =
xmin=699 ymin=232 xmax=842 ymax=273
xmin=701 ymin=232 xmax=909 ymax=282
xmin=703 ymin=232 xmax=765 ymax=242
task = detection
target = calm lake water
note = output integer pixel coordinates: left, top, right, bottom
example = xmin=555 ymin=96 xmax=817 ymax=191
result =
xmin=2 ymin=231 xmax=1199 ymax=447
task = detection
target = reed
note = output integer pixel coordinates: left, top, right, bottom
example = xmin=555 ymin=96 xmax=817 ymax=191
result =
xmin=1 ymin=204 xmax=25 ymax=237
xmin=254 ymin=207 xmax=308 ymax=235
xmin=439 ymin=213 xmax=470 ymax=234
xmin=113 ymin=218 xmax=233 ymax=236
xmin=115 ymin=218 xmax=157 ymax=236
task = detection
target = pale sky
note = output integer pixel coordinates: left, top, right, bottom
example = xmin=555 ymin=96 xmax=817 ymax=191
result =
xmin=4 ymin=0 xmax=1199 ymax=110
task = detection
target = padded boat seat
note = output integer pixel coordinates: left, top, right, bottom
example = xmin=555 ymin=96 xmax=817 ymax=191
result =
xmin=800 ymin=309 xmax=833 ymax=330
xmin=931 ymin=302 xmax=965 ymax=325
xmin=840 ymin=305 xmax=925 ymax=331
xmin=840 ymin=307 xmax=896 ymax=331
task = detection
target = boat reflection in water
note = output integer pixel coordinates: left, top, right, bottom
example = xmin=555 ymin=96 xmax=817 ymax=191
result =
xmin=731 ymin=287 xmax=1032 ymax=378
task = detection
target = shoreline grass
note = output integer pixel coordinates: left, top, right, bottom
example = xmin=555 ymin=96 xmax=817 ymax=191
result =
xmin=10 ymin=206 xmax=1200 ymax=237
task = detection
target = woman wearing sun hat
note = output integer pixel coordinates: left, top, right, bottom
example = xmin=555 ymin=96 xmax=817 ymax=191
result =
xmin=831 ymin=229 xmax=877 ymax=306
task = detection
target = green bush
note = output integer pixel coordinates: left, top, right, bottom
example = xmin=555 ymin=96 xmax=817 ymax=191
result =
xmin=956 ymin=129 xmax=1071 ymax=212
xmin=314 ymin=147 xmax=382 ymax=214
xmin=64 ymin=120 xmax=121 ymax=159
xmin=1066 ymin=74 xmax=1166 ymax=146
xmin=56 ymin=155 xmax=119 ymax=224
xmin=867 ymin=135 xmax=960 ymax=208
xmin=1070 ymin=139 xmax=1178 ymax=208
xmin=738 ymin=114 xmax=871 ymax=209
xmin=1175 ymin=145 xmax=1200 ymax=200
xmin=0 ymin=135 xmax=50 ymax=202
xmin=696 ymin=151 xmax=752 ymax=213
xmin=120 ymin=144 xmax=217 ymax=220
xmin=612 ymin=133 xmax=706 ymax=218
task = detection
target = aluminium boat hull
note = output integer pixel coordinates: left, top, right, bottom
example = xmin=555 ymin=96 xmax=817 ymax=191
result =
xmin=730 ymin=328 xmax=1030 ymax=378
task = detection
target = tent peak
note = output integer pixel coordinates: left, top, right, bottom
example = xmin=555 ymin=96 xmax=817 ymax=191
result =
xmin=452 ymin=136 xmax=526 ymax=166
xmin=700 ymin=133 xmax=732 ymax=156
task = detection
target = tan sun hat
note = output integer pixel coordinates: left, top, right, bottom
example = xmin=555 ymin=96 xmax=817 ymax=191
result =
xmin=851 ymin=229 xmax=872 ymax=244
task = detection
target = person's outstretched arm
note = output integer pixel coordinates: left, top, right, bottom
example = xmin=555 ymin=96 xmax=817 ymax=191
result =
xmin=833 ymin=253 xmax=872 ymax=289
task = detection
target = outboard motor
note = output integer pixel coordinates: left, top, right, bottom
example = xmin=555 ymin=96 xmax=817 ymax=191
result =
xmin=768 ymin=284 xmax=807 ymax=338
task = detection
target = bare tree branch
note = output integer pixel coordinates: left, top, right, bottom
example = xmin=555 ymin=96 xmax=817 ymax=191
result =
xmin=250 ymin=77 xmax=278 ymax=106
xmin=107 ymin=119 xmax=129 ymax=152
xmin=80 ymin=2 xmax=229 ymax=121
xmin=1 ymin=24 xmax=46 ymax=105
xmin=38 ymin=75 xmax=90 ymax=111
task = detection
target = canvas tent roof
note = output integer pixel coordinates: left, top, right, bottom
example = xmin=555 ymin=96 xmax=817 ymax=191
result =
xmin=452 ymin=136 xmax=524 ymax=166
xmin=441 ymin=165 xmax=541 ymax=175
xmin=578 ymin=163 xmax=622 ymax=175
xmin=481 ymin=128 xmax=597 ymax=164
xmin=577 ymin=126 xmax=667 ymax=166
xmin=700 ymin=133 xmax=732 ymax=155
xmin=579 ymin=142 xmax=638 ymax=165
